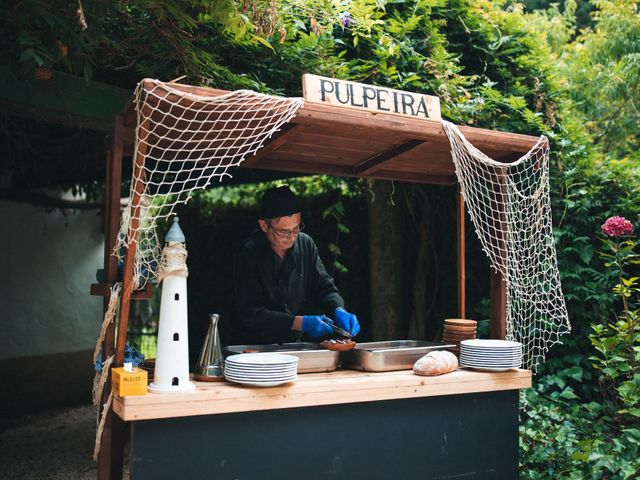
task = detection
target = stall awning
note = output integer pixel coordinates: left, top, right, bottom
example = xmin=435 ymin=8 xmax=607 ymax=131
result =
xmin=122 ymin=80 xmax=539 ymax=186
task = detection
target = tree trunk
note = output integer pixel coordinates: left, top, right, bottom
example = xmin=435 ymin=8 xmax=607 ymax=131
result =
xmin=368 ymin=181 xmax=404 ymax=340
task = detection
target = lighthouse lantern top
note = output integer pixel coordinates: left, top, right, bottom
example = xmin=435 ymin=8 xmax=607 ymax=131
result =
xmin=165 ymin=216 xmax=186 ymax=243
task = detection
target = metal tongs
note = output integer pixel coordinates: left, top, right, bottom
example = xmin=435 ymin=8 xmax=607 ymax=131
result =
xmin=321 ymin=317 xmax=352 ymax=339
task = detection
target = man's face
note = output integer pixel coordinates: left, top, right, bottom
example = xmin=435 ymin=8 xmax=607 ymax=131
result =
xmin=259 ymin=213 xmax=302 ymax=252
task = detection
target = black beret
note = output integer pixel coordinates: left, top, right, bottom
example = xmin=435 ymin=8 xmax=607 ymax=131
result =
xmin=259 ymin=186 xmax=301 ymax=219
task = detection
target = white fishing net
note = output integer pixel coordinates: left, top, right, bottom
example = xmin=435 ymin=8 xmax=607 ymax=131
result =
xmin=442 ymin=121 xmax=571 ymax=371
xmin=115 ymin=79 xmax=304 ymax=287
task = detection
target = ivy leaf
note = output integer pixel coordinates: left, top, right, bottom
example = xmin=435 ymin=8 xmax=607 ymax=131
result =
xmin=559 ymin=388 xmax=579 ymax=400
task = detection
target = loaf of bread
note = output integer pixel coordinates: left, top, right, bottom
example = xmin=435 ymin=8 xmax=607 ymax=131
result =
xmin=413 ymin=350 xmax=458 ymax=376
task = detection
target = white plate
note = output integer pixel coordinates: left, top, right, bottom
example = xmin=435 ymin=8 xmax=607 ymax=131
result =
xmin=224 ymin=364 xmax=298 ymax=374
xmin=224 ymin=370 xmax=297 ymax=378
xmin=460 ymin=353 xmax=522 ymax=362
xmin=460 ymin=357 xmax=522 ymax=365
xmin=460 ymin=354 xmax=521 ymax=360
xmin=460 ymin=345 xmax=522 ymax=351
xmin=460 ymin=359 xmax=521 ymax=366
xmin=460 ymin=339 xmax=522 ymax=348
xmin=225 ymin=377 xmax=296 ymax=387
xmin=225 ymin=376 xmax=297 ymax=383
xmin=462 ymin=366 xmax=519 ymax=372
xmin=460 ymin=363 xmax=521 ymax=368
xmin=460 ymin=348 xmax=522 ymax=355
xmin=460 ymin=348 xmax=522 ymax=357
xmin=225 ymin=353 xmax=298 ymax=366
xmin=460 ymin=346 xmax=522 ymax=352
xmin=460 ymin=351 xmax=522 ymax=357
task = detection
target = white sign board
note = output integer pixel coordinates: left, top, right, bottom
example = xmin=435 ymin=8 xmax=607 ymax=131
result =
xmin=302 ymin=74 xmax=441 ymax=120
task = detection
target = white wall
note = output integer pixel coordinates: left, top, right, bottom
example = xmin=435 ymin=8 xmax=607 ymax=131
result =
xmin=0 ymin=200 xmax=104 ymax=360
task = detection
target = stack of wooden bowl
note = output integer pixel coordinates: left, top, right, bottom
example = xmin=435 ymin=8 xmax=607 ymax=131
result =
xmin=442 ymin=319 xmax=477 ymax=356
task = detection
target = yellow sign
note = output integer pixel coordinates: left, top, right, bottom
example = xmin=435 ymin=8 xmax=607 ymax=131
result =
xmin=302 ymin=74 xmax=441 ymax=120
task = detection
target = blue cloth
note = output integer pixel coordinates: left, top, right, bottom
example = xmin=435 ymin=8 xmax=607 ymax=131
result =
xmin=94 ymin=344 xmax=145 ymax=372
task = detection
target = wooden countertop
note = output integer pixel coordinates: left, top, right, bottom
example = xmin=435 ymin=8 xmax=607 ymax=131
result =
xmin=113 ymin=368 xmax=531 ymax=421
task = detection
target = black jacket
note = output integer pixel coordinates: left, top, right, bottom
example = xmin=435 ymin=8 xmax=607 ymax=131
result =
xmin=232 ymin=230 xmax=344 ymax=344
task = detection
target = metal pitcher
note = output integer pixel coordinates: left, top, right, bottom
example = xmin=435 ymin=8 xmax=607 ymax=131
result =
xmin=194 ymin=313 xmax=225 ymax=381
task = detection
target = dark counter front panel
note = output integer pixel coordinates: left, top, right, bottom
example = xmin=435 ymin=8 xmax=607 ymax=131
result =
xmin=131 ymin=389 xmax=519 ymax=479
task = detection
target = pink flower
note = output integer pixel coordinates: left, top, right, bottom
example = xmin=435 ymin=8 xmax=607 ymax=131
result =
xmin=601 ymin=216 xmax=634 ymax=237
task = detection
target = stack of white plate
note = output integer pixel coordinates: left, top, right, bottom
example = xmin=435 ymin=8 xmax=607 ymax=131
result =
xmin=224 ymin=353 xmax=298 ymax=387
xmin=459 ymin=339 xmax=523 ymax=372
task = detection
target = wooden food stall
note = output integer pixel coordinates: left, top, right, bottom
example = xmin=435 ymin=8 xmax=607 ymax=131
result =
xmin=92 ymin=76 xmax=538 ymax=479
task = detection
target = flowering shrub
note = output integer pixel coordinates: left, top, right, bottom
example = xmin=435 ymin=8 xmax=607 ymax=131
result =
xmin=590 ymin=215 xmax=640 ymax=419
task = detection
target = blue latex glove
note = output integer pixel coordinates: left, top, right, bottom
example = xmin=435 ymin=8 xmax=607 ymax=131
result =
xmin=302 ymin=315 xmax=334 ymax=338
xmin=335 ymin=307 xmax=360 ymax=336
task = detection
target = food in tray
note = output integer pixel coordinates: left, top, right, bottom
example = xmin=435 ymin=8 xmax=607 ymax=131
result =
xmin=320 ymin=338 xmax=356 ymax=351
xmin=413 ymin=350 xmax=458 ymax=376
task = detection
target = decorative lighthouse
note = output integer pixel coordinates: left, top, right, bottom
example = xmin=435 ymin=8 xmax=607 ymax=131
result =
xmin=148 ymin=217 xmax=195 ymax=393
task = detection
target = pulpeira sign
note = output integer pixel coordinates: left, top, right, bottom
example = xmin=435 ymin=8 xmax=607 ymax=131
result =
xmin=302 ymin=74 xmax=441 ymax=120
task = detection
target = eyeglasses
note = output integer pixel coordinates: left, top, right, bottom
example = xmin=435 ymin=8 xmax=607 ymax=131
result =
xmin=268 ymin=221 xmax=305 ymax=238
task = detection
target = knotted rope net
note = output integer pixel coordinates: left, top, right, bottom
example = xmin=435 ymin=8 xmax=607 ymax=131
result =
xmin=442 ymin=121 xmax=570 ymax=371
xmin=115 ymin=79 xmax=304 ymax=287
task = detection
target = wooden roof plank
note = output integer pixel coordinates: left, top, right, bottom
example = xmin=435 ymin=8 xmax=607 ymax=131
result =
xmin=242 ymin=123 xmax=305 ymax=167
xmin=353 ymin=139 xmax=425 ymax=176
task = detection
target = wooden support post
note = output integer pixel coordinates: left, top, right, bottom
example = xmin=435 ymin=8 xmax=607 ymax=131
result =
xmin=114 ymin=112 xmax=149 ymax=367
xmin=490 ymin=269 xmax=507 ymax=339
xmin=97 ymin=115 xmax=126 ymax=480
xmin=489 ymin=170 xmax=508 ymax=339
xmin=456 ymin=190 xmax=466 ymax=319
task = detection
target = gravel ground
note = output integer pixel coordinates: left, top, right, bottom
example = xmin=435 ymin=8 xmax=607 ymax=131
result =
xmin=0 ymin=404 xmax=129 ymax=480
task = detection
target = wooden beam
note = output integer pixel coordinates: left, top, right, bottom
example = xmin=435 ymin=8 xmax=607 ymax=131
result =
xmin=370 ymin=170 xmax=458 ymax=185
xmin=248 ymin=156 xmax=457 ymax=185
xmin=245 ymin=158 xmax=353 ymax=177
xmin=241 ymin=124 xmax=304 ymax=167
xmin=97 ymin=115 xmax=126 ymax=480
xmin=489 ymin=172 xmax=508 ymax=339
xmin=114 ymin=112 xmax=149 ymax=367
xmin=456 ymin=190 xmax=466 ymax=319
xmin=292 ymin=103 xmax=538 ymax=154
xmin=91 ymin=283 xmax=154 ymax=299
xmin=490 ymin=269 xmax=507 ymax=339
xmin=352 ymin=139 xmax=424 ymax=176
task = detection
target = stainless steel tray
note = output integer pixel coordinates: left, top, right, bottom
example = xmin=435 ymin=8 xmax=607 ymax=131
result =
xmin=341 ymin=340 xmax=454 ymax=372
xmin=224 ymin=343 xmax=340 ymax=373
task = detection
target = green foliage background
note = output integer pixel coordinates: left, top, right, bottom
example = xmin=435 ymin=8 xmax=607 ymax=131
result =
xmin=3 ymin=0 xmax=640 ymax=477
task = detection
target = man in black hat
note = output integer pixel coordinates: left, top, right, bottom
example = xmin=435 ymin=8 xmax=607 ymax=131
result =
xmin=232 ymin=186 xmax=360 ymax=344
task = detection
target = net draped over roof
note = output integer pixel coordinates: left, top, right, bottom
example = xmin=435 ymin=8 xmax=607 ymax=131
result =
xmin=115 ymin=80 xmax=304 ymax=286
xmin=443 ymin=121 xmax=570 ymax=371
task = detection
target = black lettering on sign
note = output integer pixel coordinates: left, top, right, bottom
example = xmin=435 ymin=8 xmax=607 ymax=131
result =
xmin=349 ymin=84 xmax=363 ymax=107
xmin=416 ymin=97 xmax=429 ymax=118
xmin=376 ymin=89 xmax=390 ymax=111
xmin=320 ymin=79 xmax=334 ymax=102
xmin=392 ymin=91 xmax=399 ymax=113
xmin=334 ymin=81 xmax=350 ymax=104
xmin=362 ymin=86 xmax=376 ymax=108
xmin=401 ymin=93 xmax=416 ymax=116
